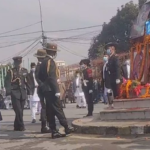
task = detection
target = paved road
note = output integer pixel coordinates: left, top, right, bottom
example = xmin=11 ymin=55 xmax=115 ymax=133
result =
xmin=1 ymin=103 xmax=150 ymax=150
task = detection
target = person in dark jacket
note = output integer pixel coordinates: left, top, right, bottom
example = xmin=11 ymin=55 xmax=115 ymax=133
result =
xmin=38 ymin=43 xmax=74 ymax=139
xmin=34 ymin=49 xmax=50 ymax=133
xmin=4 ymin=56 xmax=30 ymax=131
xmin=101 ymin=51 xmax=113 ymax=108
xmin=105 ymin=42 xmax=121 ymax=99
xmin=27 ymin=62 xmax=43 ymax=123
xmin=80 ymin=59 xmax=93 ymax=117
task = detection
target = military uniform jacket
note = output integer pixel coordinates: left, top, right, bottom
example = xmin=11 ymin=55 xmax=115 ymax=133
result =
xmin=39 ymin=56 xmax=60 ymax=93
xmin=35 ymin=62 xmax=43 ymax=87
xmin=4 ymin=67 xmax=31 ymax=100
xmin=107 ymin=54 xmax=120 ymax=83
xmin=82 ymin=68 xmax=93 ymax=93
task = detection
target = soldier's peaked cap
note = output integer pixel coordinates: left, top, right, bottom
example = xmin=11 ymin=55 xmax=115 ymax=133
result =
xmin=12 ymin=56 xmax=22 ymax=61
xmin=105 ymin=42 xmax=118 ymax=49
xmin=43 ymin=43 xmax=60 ymax=52
xmin=34 ymin=49 xmax=47 ymax=58
xmin=79 ymin=59 xmax=90 ymax=66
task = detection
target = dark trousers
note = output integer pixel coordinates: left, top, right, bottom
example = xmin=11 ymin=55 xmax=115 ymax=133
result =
xmin=111 ymin=82 xmax=119 ymax=98
xmin=84 ymin=91 xmax=93 ymax=115
xmin=38 ymin=87 xmax=47 ymax=128
xmin=61 ymin=99 xmax=66 ymax=108
xmin=11 ymin=95 xmax=25 ymax=130
xmin=44 ymin=91 xmax=68 ymax=131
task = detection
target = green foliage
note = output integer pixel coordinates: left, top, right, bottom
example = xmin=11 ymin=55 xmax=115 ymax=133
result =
xmin=139 ymin=0 xmax=147 ymax=9
xmin=88 ymin=1 xmax=139 ymax=59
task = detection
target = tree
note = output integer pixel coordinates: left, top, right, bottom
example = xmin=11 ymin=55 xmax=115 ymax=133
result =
xmin=139 ymin=0 xmax=147 ymax=9
xmin=88 ymin=1 xmax=138 ymax=59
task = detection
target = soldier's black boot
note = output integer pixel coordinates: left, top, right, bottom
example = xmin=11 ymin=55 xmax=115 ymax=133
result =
xmin=107 ymin=92 xmax=114 ymax=109
xmin=51 ymin=130 xmax=66 ymax=139
xmin=65 ymin=126 xmax=74 ymax=135
xmin=41 ymin=121 xmax=51 ymax=133
xmin=41 ymin=126 xmax=51 ymax=133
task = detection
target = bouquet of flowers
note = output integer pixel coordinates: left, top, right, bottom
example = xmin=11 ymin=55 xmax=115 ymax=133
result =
xmin=130 ymin=80 xmax=142 ymax=96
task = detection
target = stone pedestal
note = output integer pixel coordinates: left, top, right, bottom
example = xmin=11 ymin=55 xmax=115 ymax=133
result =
xmin=113 ymin=98 xmax=150 ymax=109
xmin=100 ymin=108 xmax=150 ymax=121
xmin=100 ymin=98 xmax=150 ymax=121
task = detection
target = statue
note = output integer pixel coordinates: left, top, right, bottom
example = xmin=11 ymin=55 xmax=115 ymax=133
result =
xmin=120 ymin=1 xmax=150 ymax=98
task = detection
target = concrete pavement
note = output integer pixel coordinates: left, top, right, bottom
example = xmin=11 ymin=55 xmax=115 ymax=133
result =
xmin=1 ymin=103 xmax=150 ymax=150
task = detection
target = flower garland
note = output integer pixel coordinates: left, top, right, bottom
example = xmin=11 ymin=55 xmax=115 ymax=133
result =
xmin=126 ymin=80 xmax=132 ymax=98
xmin=141 ymin=83 xmax=150 ymax=98
xmin=120 ymin=80 xmax=146 ymax=98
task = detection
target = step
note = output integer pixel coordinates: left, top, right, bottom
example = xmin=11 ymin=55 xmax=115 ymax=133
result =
xmin=100 ymin=108 xmax=150 ymax=121
xmin=72 ymin=116 xmax=150 ymax=135
xmin=113 ymin=98 xmax=150 ymax=109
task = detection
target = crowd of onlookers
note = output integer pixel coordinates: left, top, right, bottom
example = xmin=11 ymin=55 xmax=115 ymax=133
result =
xmin=0 ymin=78 xmax=103 ymax=110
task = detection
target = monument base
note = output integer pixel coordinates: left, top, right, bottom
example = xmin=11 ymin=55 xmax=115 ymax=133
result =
xmin=72 ymin=115 xmax=150 ymax=135
xmin=113 ymin=98 xmax=150 ymax=109
xmin=100 ymin=108 xmax=150 ymax=121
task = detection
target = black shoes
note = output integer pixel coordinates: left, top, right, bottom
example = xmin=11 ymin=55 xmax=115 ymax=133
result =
xmin=14 ymin=127 xmax=26 ymax=131
xmin=41 ymin=127 xmax=51 ymax=133
xmin=52 ymin=131 xmax=66 ymax=139
xmin=84 ymin=113 xmax=93 ymax=117
xmin=65 ymin=126 xmax=74 ymax=135
xmin=51 ymin=126 xmax=74 ymax=139
xmin=32 ymin=119 xmax=36 ymax=123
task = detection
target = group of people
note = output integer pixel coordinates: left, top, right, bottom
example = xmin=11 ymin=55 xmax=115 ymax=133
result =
xmin=3 ymin=43 xmax=74 ymax=139
xmin=0 ymin=41 xmax=131 ymax=138
xmin=72 ymin=59 xmax=93 ymax=116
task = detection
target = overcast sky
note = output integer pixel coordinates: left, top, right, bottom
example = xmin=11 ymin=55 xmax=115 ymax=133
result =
xmin=0 ymin=0 xmax=138 ymax=69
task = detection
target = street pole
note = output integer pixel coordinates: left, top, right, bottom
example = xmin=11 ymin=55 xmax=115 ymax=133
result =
xmin=1 ymin=65 xmax=4 ymax=88
xmin=38 ymin=0 xmax=47 ymax=48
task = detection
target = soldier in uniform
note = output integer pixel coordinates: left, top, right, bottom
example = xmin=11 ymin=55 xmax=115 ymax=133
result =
xmin=5 ymin=56 xmax=30 ymax=131
xmin=34 ymin=49 xmax=50 ymax=133
xmin=39 ymin=43 xmax=74 ymax=139
xmin=79 ymin=59 xmax=93 ymax=117
xmin=105 ymin=42 xmax=121 ymax=99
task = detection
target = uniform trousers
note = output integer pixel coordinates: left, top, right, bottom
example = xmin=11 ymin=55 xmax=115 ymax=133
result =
xmin=44 ymin=91 xmax=68 ymax=131
xmin=110 ymin=81 xmax=119 ymax=98
xmin=38 ymin=87 xmax=47 ymax=128
xmin=84 ymin=91 xmax=93 ymax=115
xmin=11 ymin=95 xmax=25 ymax=130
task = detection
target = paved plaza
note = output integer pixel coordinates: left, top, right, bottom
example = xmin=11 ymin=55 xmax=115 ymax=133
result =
xmin=1 ymin=103 xmax=150 ymax=150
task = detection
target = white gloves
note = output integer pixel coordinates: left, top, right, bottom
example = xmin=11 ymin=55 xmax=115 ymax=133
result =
xmin=57 ymin=79 xmax=60 ymax=83
xmin=107 ymin=89 xmax=112 ymax=93
xmin=89 ymin=90 xmax=93 ymax=94
xmin=55 ymin=93 xmax=60 ymax=97
xmin=116 ymin=79 xmax=120 ymax=84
